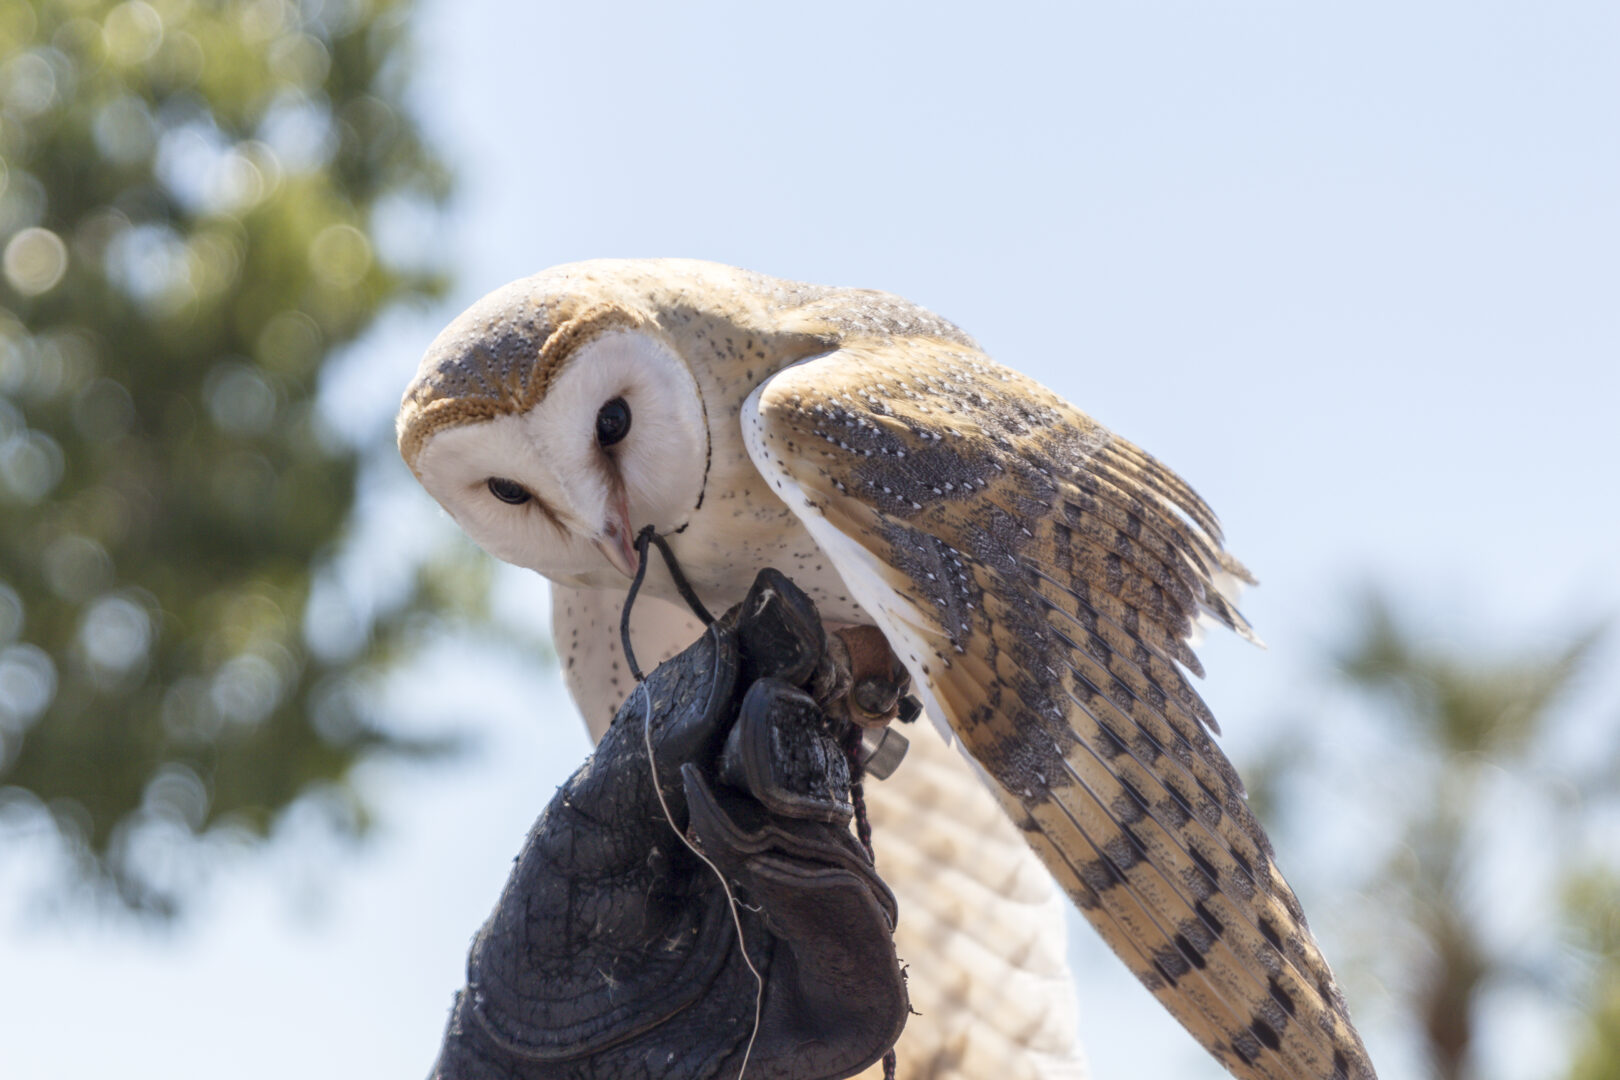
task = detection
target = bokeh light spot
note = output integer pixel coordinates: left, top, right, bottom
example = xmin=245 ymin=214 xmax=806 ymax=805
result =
xmin=35 ymin=329 xmax=97 ymax=400
xmin=210 ymin=653 xmax=283 ymax=728
xmin=80 ymin=594 xmax=153 ymax=676
xmin=71 ymin=206 xmax=131 ymax=267
xmin=53 ymin=16 xmax=108 ymax=68
xmin=92 ymin=94 xmax=159 ymax=165
xmin=309 ymin=0 xmax=364 ymax=38
xmin=0 ymin=340 xmax=24 ymax=398
xmin=104 ymin=223 xmax=192 ymax=313
xmin=187 ymin=229 xmax=246 ymax=297
xmin=309 ymin=675 xmax=365 ymax=744
xmin=0 ymin=428 xmax=65 ymax=503
xmin=153 ymin=30 xmax=204 ymax=88
xmin=44 ymin=534 xmax=113 ymax=603
xmin=269 ymin=33 xmax=330 ymax=89
xmin=239 ymin=139 xmax=284 ymax=196
xmin=309 ymin=223 xmax=371 ymax=288
xmin=102 ymin=1 xmax=165 ymax=67
xmin=205 ymin=362 xmax=278 ymax=436
xmin=4 ymin=227 xmax=69 ymax=296
xmin=0 ymin=643 xmax=57 ymax=733
xmin=303 ymin=575 xmax=365 ymax=661
xmin=239 ymin=0 xmax=292 ymax=43
xmin=215 ymin=148 xmax=265 ymax=209
xmin=0 ymin=327 xmax=89 ymax=402
xmin=141 ymin=763 xmax=209 ymax=832
xmin=219 ymin=590 xmax=289 ymax=652
xmin=1 ymin=51 xmax=59 ymax=118
xmin=257 ymin=94 xmax=336 ymax=173
xmin=255 ymin=310 xmax=321 ymax=374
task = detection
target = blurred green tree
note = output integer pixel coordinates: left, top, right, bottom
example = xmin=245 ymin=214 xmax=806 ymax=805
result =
xmin=1315 ymin=595 xmax=1616 ymax=1080
xmin=0 ymin=0 xmax=454 ymax=913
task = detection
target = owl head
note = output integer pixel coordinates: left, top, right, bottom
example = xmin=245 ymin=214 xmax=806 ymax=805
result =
xmin=396 ymin=264 xmax=717 ymax=586
xmin=398 ymin=259 xmax=974 ymax=587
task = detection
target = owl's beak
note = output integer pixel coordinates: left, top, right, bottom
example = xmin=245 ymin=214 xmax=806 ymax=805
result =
xmin=595 ymin=489 xmax=639 ymax=579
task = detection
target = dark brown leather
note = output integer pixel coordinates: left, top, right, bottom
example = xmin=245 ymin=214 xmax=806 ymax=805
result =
xmin=430 ymin=570 xmax=908 ymax=1080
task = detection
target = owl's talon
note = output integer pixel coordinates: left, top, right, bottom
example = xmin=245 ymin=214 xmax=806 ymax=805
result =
xmin=833 ymin=626 xmax=911 ymax=728
xmin=853 ymin=675 xmax=903 ymax=718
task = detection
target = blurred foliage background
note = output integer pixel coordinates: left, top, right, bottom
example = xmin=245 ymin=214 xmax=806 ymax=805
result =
xmin=1250 ymin=599 xmax=1620 ymax=1080
xmin=0 ymin=2 xmax=1615 ymax=1079
xmin=0 ymin=0 xmax=464 ymax=915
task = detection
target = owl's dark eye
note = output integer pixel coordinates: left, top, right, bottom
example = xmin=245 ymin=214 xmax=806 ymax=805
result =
xmin=595 ymin=397 xmax=632 ymax=448
xmin=486 ymin=477 xmax=532 ymax=505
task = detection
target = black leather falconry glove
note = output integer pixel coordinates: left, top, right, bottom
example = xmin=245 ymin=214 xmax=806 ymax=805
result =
xmin=430 ymin=570 xmax=909 ymax=1080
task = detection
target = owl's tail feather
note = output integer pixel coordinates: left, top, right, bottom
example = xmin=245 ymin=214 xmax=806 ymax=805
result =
xmin=1092 ymin=440 xmax=1262 ymax=644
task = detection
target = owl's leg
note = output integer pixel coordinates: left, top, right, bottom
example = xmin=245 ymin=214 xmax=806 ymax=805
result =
xmin=829 ymin=625 xmax=915 ymax=726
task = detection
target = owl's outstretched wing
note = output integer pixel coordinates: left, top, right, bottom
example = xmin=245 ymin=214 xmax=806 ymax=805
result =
xmin=743 ymin=339 xmax=1377 ymax=1080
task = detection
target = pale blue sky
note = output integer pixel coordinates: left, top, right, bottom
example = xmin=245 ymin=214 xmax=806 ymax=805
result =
xmin=3 ymin=2 xmax=1617 ymax=1078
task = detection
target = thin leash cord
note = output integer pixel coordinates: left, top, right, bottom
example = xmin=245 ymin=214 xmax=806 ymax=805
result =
xmin=845 ymin=731 xmax=877 ymax=865
xmin=619 ymin=526 xmax=710 ymax=681
xmin=622 ymin=528 xmax=762 ymax=1079
xmin=646 ymin=528 xmax=715 ymax=625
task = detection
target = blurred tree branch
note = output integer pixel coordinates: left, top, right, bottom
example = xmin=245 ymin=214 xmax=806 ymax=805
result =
xmin=0 ymin=0 xmax=465 ymax=914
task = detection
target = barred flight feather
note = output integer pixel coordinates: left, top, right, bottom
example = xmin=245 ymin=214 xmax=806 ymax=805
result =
xmin=745 ymin=336 xmax=1376 ymax=1080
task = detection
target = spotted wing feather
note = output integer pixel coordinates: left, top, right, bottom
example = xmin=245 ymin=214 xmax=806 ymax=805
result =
xmin=743 ymin=339 xmax=1376 ymax=1080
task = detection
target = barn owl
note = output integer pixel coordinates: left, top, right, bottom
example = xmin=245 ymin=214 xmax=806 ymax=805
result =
xmin=398 ymin=259 xmax=1377 ymax=1080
